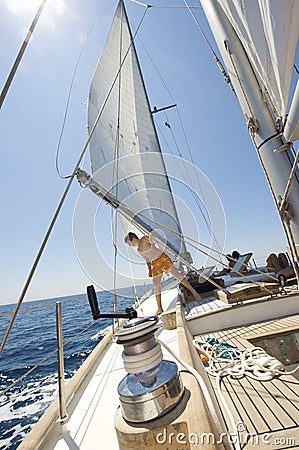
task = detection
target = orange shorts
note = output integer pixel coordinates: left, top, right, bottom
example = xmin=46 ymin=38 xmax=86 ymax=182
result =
xmin=151 ymin=252 xmax=173 ymax=277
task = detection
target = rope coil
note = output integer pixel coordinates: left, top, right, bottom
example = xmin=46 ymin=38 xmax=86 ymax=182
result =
xmin=194 ymin=339 xmax=285 ymax=380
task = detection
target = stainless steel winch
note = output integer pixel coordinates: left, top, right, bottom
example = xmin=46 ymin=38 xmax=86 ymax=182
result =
xmin=115 ymin=316 xmax=184 ymax=423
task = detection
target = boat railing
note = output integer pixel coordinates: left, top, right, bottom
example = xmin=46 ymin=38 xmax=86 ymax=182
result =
xmin=56 ymin=302 xmax=68 ymax=425
xmin=0 ymin=300 xmax=99 ymax=399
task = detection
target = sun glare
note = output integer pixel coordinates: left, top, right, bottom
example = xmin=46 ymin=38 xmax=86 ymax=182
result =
xmin=5 ymin=0 xmax=41 ymax=15
xmin=5 ymin=0 xmax=66 ymax=17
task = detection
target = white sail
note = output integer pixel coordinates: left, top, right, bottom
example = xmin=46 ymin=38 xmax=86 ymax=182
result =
xmin=216 ymin=0 xmax=299 ymax=119
xmin=87 ymin=1 xmax=187 ymax=257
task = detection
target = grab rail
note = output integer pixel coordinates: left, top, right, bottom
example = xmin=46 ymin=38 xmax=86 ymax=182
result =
xmin=56 ymin=302 xmax=68 ymax=424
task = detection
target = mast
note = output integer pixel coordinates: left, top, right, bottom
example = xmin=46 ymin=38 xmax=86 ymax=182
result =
xmin=200 ymin=0 xmax=299 ymax=275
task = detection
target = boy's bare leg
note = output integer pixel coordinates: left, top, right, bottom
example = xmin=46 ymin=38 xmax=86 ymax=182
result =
xmin=169 ymin=266 xmax=201 ymax=301
xmin=153 ymin=275 xmax=163 ymax=315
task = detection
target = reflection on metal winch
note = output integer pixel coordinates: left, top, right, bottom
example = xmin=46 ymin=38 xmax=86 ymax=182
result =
xmin=115 ymin=316 xmax=184 ymax=422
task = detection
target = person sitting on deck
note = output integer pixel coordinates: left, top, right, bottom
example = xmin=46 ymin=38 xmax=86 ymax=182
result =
xmin=266 ymin=252 xmax=295 ymax=283
xmin=216 ymin=250 xmax=241 ymax=276
xmin=124 ymin=232 xmax=201 ymax=315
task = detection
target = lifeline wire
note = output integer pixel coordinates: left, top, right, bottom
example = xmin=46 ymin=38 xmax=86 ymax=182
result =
xmin=0 ymin=318 xmax=96 ymax=396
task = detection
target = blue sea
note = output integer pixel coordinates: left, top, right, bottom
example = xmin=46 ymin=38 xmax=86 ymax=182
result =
xmin=0 ymin=285 xmax=150 ymax=450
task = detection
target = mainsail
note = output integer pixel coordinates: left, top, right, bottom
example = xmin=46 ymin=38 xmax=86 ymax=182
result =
xmin=87 ymin=0 xmax=188 ymax=260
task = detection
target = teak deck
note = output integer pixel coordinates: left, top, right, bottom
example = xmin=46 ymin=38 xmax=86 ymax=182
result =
xmin=194 ymin=315 xmax=299 ymax=449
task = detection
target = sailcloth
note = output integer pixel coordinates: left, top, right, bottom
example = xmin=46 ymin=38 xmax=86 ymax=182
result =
xmin=216 ymin=0 xmax=299 ymax=138
xmin=87 ymin=0 xmax=187 ymax=258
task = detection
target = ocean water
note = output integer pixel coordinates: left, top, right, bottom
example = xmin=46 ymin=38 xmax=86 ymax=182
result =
xmin=0 ymin=285 xmax=150 ymax=450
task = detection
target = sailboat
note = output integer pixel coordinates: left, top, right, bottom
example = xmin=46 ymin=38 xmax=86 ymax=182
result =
xmin=2 ymin=0 xmax=299 ymax=448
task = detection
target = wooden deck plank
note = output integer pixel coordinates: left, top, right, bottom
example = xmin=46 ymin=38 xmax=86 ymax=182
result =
xmin=184 ymin=297 xmax=229 ymax=319
xmin=266 ymin=378 xmax=299 ymax=421
xmin=194 ymin=314 xmax=299 ymax=448
xmin=240 ymin=376 xmax=295 ymax=429
xmin=218 ymin=378 xmax=263 ymax=434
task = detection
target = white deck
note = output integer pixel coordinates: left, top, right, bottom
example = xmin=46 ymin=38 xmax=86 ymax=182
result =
xmin=54 ymin=288 xmax=179 ymax=450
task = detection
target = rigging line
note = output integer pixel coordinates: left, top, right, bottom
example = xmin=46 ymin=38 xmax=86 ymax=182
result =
xmin=0 ymin=296 xmax=86 ymax=317
xmin=163 ymin=111 xmax=182 ymax=157
xmin=152 ymin=220 xmax=277 ymax=292
xmin=0 ymin=168 xmax=80 ymax=358
xmin=183 ymin=0 xmax=231 ymax=87
xmin=55 ymin=5 xmax=113 ymax=179
xmin=0 ymin=0 xmax=47 ymax=109
xmin=116 ymin=205 xmax=262 ymax=295
xmin=156 ymin=120 xmax=217 ymax=251
xmin=157 ymin=113 xmax=221 ymax=259
xmin=166 ymin=110 xmax=225 ymax=256
xmin=226 ymin=35 xmax=299 ymax=270
xmin=279 ymin=147 xmax=299 ymax=213
xmin=0 ymin=4 xmax=150 ymax=358
xmin=129 ymin=0 xmax=201 ymax=9
xmin=112 ymin=2 xmax=125 ymax=321
xmin=154 ymin=119 xmax=209 ymax=229
xmin=105 ymin=185 xmax=277 ymax=286
xmin=135 ymin=31 xmax=225 ymax=255
xmin=119 ymin=201 xmax=278 ymax=290
xmin=98 ymin=178 xmax=275 ymax=286
xmin=0 ymin=319 xmax=96 ymax=396
xmin=256 ymin=137 xmax=299 ymax=275
xmin=162 ymin=110 xmax=216 ymax=235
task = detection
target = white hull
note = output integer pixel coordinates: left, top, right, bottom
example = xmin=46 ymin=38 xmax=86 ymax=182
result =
xmin=19 ymin=284 xmax=299 ymax=449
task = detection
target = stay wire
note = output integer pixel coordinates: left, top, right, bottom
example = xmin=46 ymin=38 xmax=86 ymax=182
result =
xmin=55 ymin=5 xmax=113 ymax=179
xmin=162 ymin=111 xmax=217 ymax=244
xmin=136 ymin=29 xmax=224 ymax=255
xmin=0 ymin=0 xmax=47 ymax=109
xmin=129 ymin=0 xmax=201 ymax=9
xmin=115 ymin=199 xmax=278 ymax=293
xmin=111 ymin=2 xmax=126 ymax=324
xmin=0 ymin=5 xmax=150 ymax=357
xmin=183 ymin=0 xmax=231 ymax=87
xmin=109 ymin=202 xmax=267 ymax=296
xmin=156 ymin=120 xmax=217 ymax=250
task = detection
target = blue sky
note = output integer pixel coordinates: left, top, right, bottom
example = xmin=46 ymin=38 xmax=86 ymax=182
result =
xmin=0 ymin=0 xmax=297 ymax=304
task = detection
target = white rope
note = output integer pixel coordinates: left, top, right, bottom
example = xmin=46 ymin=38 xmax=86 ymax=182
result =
xmin=197 ymin=340 xmax=288 ymax=380
xmin=205 ymin=345 xmax=285 ymax=381
xmin=192 ymin=340 xmax=293 ymax=450
xmin=122 ymin=342 xmax=163 ymax=373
